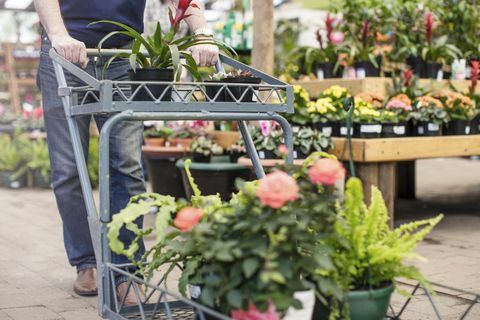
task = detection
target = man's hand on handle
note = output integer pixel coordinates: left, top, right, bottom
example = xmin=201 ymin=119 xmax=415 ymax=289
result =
xmin=189 ymin=43 xmax=219 ymax=67
xmin=51 ymin=34 xmax=89 ymax=68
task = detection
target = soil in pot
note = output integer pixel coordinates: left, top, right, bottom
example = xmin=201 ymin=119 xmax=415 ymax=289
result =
xmin=415 ymin=121 xmax=443 ymax=136
xmin=423 ymin=62 xmax=442 ymax=79
xmin=470 ymin=115 xmax=479 ymax=135
xmin=382 ymin=122 xmax=408 ymax=138
xmin=316 ymin=62 xmax=336 ymax=79
xmin=0 ymin=171 xmax=27 ymax=189
xmin=221 ymin=76 xmax=262 ymax=103
xmin=354 ymin=60 xmax=380 ymax=78
xmin=406 ymin=55 xmax=424 ymax=77
xmin=129 ymin=68 xmax=174 ymax=101
xmin=353 ymin=123 xmax=382 ymax=139
xmin=144 ymin=137 xmax=165 ymax=147
xmin=192 ymin=153 xmax=211 ymax=163
xmin=444 ymin=120 xmax=471 ymax=135
xmin=33 ymin=170 xmax=51 ymax=189
xmin=313 ymin=121 xmax=336 ymax=137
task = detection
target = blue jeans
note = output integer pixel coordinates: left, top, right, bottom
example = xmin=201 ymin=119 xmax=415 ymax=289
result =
xmin=38 ymin=36 xmax=146 ymax=277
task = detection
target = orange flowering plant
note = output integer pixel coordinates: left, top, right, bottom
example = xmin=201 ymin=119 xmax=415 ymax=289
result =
xmin=107 ymin=154 xmax=346 ymax=318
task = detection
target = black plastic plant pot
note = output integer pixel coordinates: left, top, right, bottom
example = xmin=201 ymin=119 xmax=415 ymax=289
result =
xmin=423 ymin=62 xmax=442 ymax=79
xmin=381 ymin=122 xmax=408 ymax=138
xmin=192 ymin=153 xmax=211 ymax=163
xmin=338 ymin=123 xmax=355 ymax=138
xmin=129 ymin=68 xmax=174 ymax=101
xmin=257 ymin=149 xmax=278 ymax=160
xmin=221 ymin=76 xmax=262 ymax=102
xmin=470 ymin=115 xmax=479 ymax=135
xmin=444 ymin=120 xmax=471 ymax=135
xmin=354 ymin=60 xmax=380 ymax=78
xmin=415 ymin=121 xmax=442 ymax=136
xmin=204 ymin=81 xmax=225 ymax=102
xmin=406 ymin=55 xmax=424 ymax=77
xmin=33 ymin=170 xmax=51 ymax=189
xmin=313 ymin=121 xmax=336 ymax=137
xmin=293 ymin=149 xmax=309 ymax=159
xmin=143 ymin=154 xmax=186 ymax=199
xmin=316 ymin=62 xmax=336 ymax=79
xmin=177 ymin=160 xmax=250 ymax=201
xmin=0 ymin=171 xmax=27 ymax=189
xmin=228 ymin=151 xmax=245 ymax=163
xmin=353 ymin=123 xmax=382 ymax=139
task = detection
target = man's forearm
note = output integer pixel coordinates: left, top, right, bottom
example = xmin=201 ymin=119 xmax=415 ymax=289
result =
xmin=33 ymin=0 xmax=69 ymax=39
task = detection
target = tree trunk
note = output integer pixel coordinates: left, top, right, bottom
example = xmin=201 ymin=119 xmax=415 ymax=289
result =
xmin=252 ymin=0 xmax=274 ymax=75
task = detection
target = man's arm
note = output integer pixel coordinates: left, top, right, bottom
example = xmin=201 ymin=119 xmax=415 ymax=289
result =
xmin=34 ymin=0 xmax=89 ymax=68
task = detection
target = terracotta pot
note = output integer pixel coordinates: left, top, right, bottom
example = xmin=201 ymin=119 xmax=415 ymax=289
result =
xmin=144 ymin=137 xmax=165 ymax=147
xmin=169 ymin=138 xmax=193 ymax=149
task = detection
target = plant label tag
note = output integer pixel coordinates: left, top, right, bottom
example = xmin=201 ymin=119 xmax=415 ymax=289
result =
xmin=258 ymin=151 xmax=266 ymax=159
xmin=428 ymin=123 xmax=439 ymax=131
xmin=293 ymin=150 xmax=298 ymax=159
xmin=317 ymin=69 xmax=325 ymax=80
xmin=393 ymin=125 xmax=406 ymax=135
xmin=283 ymin=290 xmax=315 ymax=320
xmin=360 ymin=124 xmax=382 ymax=133
xmin=356 ymin=67 xmax=366 ymax=79
xmin=466 ymin=126 xmax=471 ymax=134
xmin=340 ymin=126 xmax=353 ymax=136
xmin=188 ymin=285 xmax=201 ymax=299
xmin=292 ymin=126 xmax=300 ymax=133
xmin=322 ymin=127 xmax=333 ymax=136
xmin=10 ymin=181 xmax=20 ymax=189
xmin=418 ymin=127 xmax=425 ymax=135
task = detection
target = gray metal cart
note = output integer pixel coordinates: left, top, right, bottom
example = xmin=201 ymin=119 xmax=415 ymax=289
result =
xmin=49 ymin=48 xmax=294 ymax=319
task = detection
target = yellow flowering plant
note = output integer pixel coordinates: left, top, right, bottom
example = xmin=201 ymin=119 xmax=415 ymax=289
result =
xmin=352 ymin=98 xmax=381 ymax=123
xmin=288 ymin=85 xmax=314 ymax=125
xmin=307 ymin=97 xmax=338 ymax=123
xmin=317 ymin=85 xmax=351 ymax=121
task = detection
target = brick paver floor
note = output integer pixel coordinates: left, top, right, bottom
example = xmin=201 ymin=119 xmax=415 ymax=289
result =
xmin=0 ymin=158 xmax=479 ymax=319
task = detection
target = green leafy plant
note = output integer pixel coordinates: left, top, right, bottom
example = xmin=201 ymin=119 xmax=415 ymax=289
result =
xmin=144 ymin=127 xmax=174 ymax=139
xmin=88 ymin=137 xmax=99 ymax=188
xmin=293 ymin=127 xmax=332 ymax=155
xmin=92 ymin=1 xmax=234 ymax=80
xmin=285 ymin=85 xmax=314 ymax=126
xmin=250 ymin=127 xmax=284 ymax=153
xmin=26 ymin=139 xmax=51 ymax=182
xmin=411 ymin=96 xmax=448 ymax=124
xmin=420 ymin=13 xmax=461 ymax=64
xmin=0 ymin=134 xmax=26 ymax=173
xmin=190 ymin=136 xmax=224 ymax=157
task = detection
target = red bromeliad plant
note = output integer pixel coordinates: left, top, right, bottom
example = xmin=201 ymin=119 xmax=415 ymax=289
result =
xmin=420 ymin=12 xmax=460 ymax=64
xmin=91 ymin=0 xmax=233 ymax=80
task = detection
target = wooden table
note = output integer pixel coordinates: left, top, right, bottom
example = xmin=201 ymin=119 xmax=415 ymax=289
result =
xmin=329 ymin=136 xmax=480 ymax=224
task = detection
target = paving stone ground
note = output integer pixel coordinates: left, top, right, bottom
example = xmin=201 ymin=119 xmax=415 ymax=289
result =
xmin=0 ymin=158 xmax=479 ymax=320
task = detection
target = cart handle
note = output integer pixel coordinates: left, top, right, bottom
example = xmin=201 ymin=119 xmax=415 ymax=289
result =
xmin=49 ymin=48 xmax=288 ymax=88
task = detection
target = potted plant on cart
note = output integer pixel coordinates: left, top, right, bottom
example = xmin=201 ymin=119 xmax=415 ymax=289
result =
xmin=144 ymin=126 xmax=174 ymax=147
xmin=436 ymin=91 xmax=476 ymax=135
xmin=189 ymin=135 xmax=224 ymax=163
xmin=411 ymin=95 xmax=447 ymax=136
xmin=420 ymin=12 xmax=461 ymax=79
xmin=206 ymin=70 xmax=261 ymax=103
xmin=382 ymin=94 xmax=413 ymax=137
xmin=92 ymin=0 xmax=233 ymax=101
xmin=311 ymin=178 xmax=443 ymax=320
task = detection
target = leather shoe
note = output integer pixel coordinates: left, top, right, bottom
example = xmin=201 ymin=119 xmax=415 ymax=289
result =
xmin=116 ymin=281 xmax=146 ymax=306
xmin=73 ymin=268 xmax=98 ymax=296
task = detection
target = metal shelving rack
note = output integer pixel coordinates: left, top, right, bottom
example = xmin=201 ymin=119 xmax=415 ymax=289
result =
xmin=49 ymin=48 xmax=294 ymax=319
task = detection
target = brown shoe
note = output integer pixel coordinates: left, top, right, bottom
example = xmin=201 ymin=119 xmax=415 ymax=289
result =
xmin=73 ymin=268 xmax=98 ymax=297
xmin=116 ymin=282 xmax=146 ymax=306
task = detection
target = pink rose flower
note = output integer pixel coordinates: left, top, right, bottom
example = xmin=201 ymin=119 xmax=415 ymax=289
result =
xmin=308 ymin=158 xmax=346 ymax=186
xmin=232 ymin=302 xmax=280 ymax=320
xmin=174 ymin=207 xmax=203 ymax=232
xmin=257 ymin=171 xmax=299 ymax=209
xmin=329 ymin=31 xmax=345 ymax=45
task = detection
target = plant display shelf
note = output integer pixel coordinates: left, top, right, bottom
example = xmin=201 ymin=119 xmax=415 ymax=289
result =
xmin=49 ymin=48 xmax=294 ymax=320
xmin=293 ymin=77 xmax=479 ymax=98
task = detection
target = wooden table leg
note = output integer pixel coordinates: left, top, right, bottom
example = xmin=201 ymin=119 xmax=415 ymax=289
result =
xmin=356 ymin=162 xmax=397 ymax=228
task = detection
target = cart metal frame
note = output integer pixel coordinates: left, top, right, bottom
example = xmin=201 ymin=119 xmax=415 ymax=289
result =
xmin=49 ymin=48 xmax=294 ymax=319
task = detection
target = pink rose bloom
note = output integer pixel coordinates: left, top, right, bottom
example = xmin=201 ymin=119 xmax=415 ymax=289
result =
xmin=174 ymin=207 xmax=203 ymax=232
xmin=308 ymin=158 xmax=346 ymax=186
xmin=329 ymin=31 xmax=345 ymax=45
xmin=257 ymin=171 xmax=299 ymax=209
xmin=386 ymin=99 xmax=412 ymax=112
xmin=232 ymin=302 xmax=280 ymax=320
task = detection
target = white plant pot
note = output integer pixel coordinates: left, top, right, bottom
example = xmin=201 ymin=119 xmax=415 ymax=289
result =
xmin=283 ymin=289 xmax=315 ymax=320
